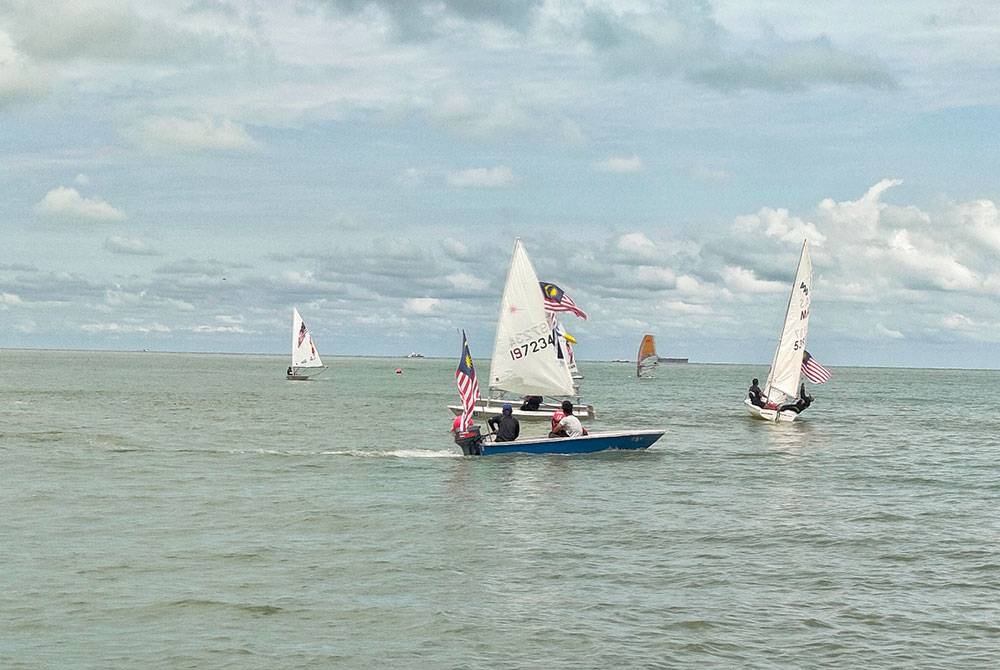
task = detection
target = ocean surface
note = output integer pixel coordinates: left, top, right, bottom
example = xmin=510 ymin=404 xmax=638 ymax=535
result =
xmin=2 ymin=350 xmax=998 ymax=669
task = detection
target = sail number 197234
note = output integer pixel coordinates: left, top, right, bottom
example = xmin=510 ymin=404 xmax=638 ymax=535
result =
xmin=509 ymin=333 xmax=555 ymax=360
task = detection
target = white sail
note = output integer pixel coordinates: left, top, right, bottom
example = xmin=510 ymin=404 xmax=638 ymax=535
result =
xmin=763 ymin=240 xmax=813 ymax=405
xmin=550 ymin=315 xmax=583 ymax=380
xmin=489 ymin=240 xmax=577 ymax=397
xmin=291 ymin=307 xmax=324 ymax=369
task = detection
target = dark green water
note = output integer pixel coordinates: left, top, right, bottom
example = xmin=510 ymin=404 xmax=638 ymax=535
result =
xmin=2 ymin=351 xmax=998 ymax=668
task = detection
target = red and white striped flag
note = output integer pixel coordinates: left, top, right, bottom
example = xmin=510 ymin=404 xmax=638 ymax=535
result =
xmin=802 ymin=350 xmax=832 ymax=384
xmin=539 ymin=281 xmax=588 ymax=320
xmin=455 ymin=330 xmax=481 ymax=430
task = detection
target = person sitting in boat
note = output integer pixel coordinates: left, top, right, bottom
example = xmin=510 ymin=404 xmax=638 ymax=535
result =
xmin=548 ymin=409 xmax=567 ymax=437
xmin=549 ymin=400 xmax=584 ymax=438
xmin=520 ymin=395 xmax=543 ymax=411
xmin=487 ymin=403 xmax=520 ymax=442
xmin=287 ymin=366 xmax=293 ymax=376
xmin=778 ymin=382 xmax=814 ymax=414
xmin=747 ymin=378 xmax=765 ymax=407
xmin=798 ymin=383 xmax=813 ymax=410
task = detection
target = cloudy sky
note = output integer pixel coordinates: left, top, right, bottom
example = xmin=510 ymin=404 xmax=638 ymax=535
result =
xmin=3 ymin=1 xmax=1000 ymax=367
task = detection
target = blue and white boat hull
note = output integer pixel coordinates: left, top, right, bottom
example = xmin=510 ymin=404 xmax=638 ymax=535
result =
xmin=456 ymin=428 xmax=664 ymax=456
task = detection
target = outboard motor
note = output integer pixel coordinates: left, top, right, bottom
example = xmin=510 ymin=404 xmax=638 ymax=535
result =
xmin=454 ymin=425 xmax=484 ymax=456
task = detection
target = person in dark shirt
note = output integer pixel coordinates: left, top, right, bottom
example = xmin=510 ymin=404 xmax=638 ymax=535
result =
xmin=794 ymin=382 xmax=813 ymax=412
xmin=520 ymin=395 xmax=542 ymax=411
xmin=747 ymin=378 xmax=764 ymax=407
xmin=778 ymin=382 xmax=814 ymax=414
xmin=487 ymin=403 xmax=520 ymax=442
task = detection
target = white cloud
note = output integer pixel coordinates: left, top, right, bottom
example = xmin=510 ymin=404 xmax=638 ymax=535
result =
xmin=675 ymin=274 xmax=729 ymax=301
xmin=1 ymin=292 xmax=23 ymax=306
xmin=446 ymin=272 xmax=488 ymax=292
xmin=734 ymin=207 xmax=825 ymax=245
xmin=430 ymin=92 xmax=533 ymax=138
xmin=875 ymin=323 xmax=904 ymax=339
xmin=282 ymin=270 xmax=317 ymax=286
xmin=0 ymin=30 xmax=49 ymax=106
xmin=446 ymin=166 xmax=517 ymax=188
xmin=884 ymin=229 xmax=978 ymax=291
xmin=132 ymin=116 xmax=260 ymax=153
xmin=404 ymin=297 xmax=441 ymax=314
xmin=662 ymin=300 xmax=713 ymax=315
xmin=594 ymin=155 xmax=644 ymax=173
xmin=441 ymin=238 xmax=473 ymax=261
xmin=633 ymin=266 xmax=676 ymax=289
xmin=615 ymin=232 xmax=658 ymax=260
xmin=80 ymin=322 xmax=171 ymax=334
xmin=819 ymin=178 xmax=902 ymax=240
xmin=35 ymin=187 xmax=125 ymax=222
xmin=957 ymin=199 xmax=1000 ymax=254
xmin=721 ymin=266 xmax=787 ymax=294
xmin=104 ymin=235 xmax=158 ymax=255
xmin=189 ymin=324 xmax=252 ymax=333
xmin=942 ymin=313 xmax=975 ymax=331
xmin=103 ymin=289 xmax=194 ymax=312
xmin=399 ymin=167 xmax=430 ymax=186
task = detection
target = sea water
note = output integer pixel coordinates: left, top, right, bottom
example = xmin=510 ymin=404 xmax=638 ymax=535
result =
xmin=2 ymin=350 xmax=998 ymax=669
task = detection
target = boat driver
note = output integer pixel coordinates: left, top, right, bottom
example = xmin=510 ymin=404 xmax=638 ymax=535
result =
xmin=487 ymin=403 xmax=520 ymax=442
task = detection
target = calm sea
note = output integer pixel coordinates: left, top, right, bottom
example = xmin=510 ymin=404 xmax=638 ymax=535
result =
xmin=2 ymin=350 xmax=998 ymax=669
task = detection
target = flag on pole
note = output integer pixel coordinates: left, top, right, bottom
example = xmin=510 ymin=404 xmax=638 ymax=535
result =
xmin=801 ymin=350 xmax=832 ymax=384
xmin=455 ymin=330 xmax=481 ymax=430
xmin=539 ymin=281 xmax=588 ymax=319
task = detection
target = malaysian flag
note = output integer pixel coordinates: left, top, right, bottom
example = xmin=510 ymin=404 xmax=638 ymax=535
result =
xmin=455 ymin=330 xmax=481 ymax=430
xmin=801 ymin=350 xmax=832 ymax=384
xmin=539 ymin=281 xmax=588 ymax=319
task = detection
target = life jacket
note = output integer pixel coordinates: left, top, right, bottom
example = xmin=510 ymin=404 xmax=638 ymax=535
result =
xmin=550 ymin=410 xmax=566 ymax=431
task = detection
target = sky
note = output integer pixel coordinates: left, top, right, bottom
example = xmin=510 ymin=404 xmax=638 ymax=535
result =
xmin=2 ymin=1 xmax=1000 ymax=368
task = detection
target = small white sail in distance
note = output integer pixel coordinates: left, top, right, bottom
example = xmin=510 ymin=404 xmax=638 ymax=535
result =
xmin=291 ymin=307 xmax=324 ymax=369
xmin=489 ymin=239 xmax=577 ymax=398
xmin=762 ymin=240 xmax=812 ymax=406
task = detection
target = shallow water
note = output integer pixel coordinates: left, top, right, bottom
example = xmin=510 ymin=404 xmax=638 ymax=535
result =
xmin=2 ymin=351 xmax=998 ymax=668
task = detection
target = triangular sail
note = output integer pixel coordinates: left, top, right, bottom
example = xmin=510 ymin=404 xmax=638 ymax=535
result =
xmin=551 ymin=315 xmax=583 ymax=380
xmin=291 ymin=307 xmax=324 ymax=368
xmin=637 ymin=333 xmax=658 ymax=377
xmin=489 ymin=240 xmax=577 ymax=397
xmin=763 ymin=240 xmax=812 ymax=405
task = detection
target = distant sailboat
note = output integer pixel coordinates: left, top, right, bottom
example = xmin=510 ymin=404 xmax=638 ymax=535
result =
xmin=554 ymin=319 xmax=583 ymax=381
xmin=286 ymin=308 xmax=328 ymax=380
xmin=636 ymin=334 xmax=659 ymax=378
xmin=744 ymin=240 xmax=812 ymax=421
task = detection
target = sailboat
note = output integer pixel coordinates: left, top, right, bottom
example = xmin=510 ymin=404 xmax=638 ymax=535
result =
xmin=636 ymin=333 xmax=659 ymax=378
xmin=744 ymin=240 xmax=812 ymax=421
xmin=447 ymin=239 xmax=595 ymax=421
xmin=554 ymin=319 xmax=583 ymax=383
xmin=286 ymin=307 xmax=328 ymax=380
xmin=451 ymin=312 xmax=665 ymax=456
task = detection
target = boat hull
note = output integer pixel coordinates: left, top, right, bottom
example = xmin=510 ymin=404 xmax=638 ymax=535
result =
xmin=287 ymin=365 xmax=328 ymax=380
xmin=743 ymin=397 xmax=800 ymax=422
xmin=447 ymin=398 xmax=595 ymax=421
xmin=460 ymin=429 xmax=664 ymax=456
